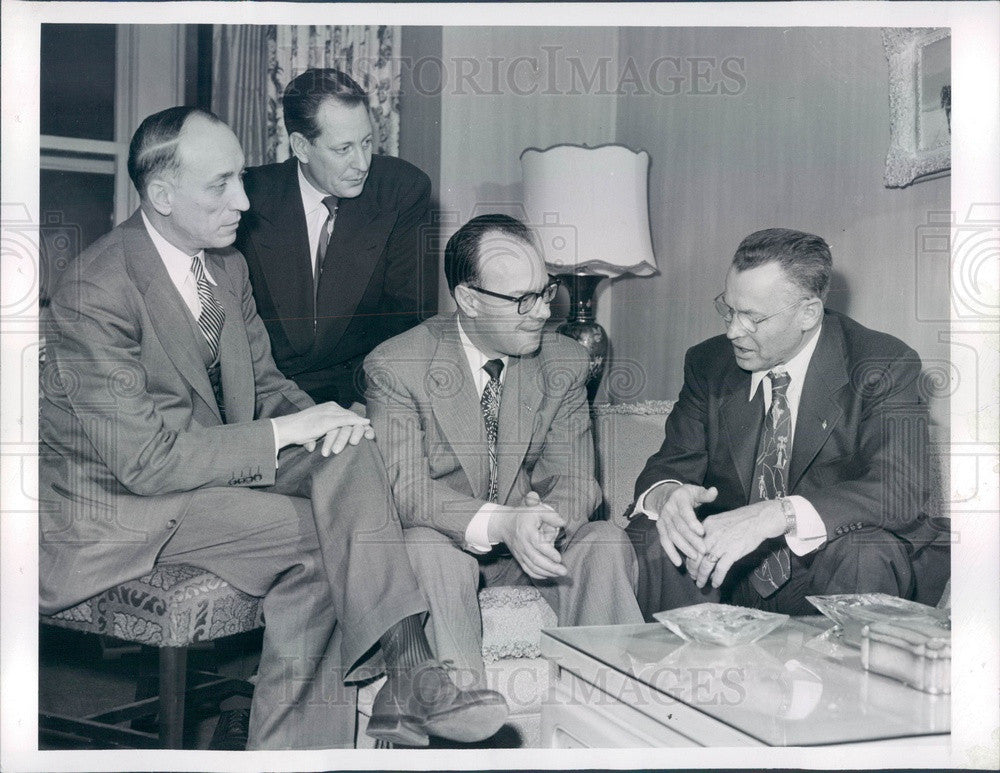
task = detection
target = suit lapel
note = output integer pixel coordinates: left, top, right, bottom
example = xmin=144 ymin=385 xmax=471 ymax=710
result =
xmin=495 ymin=352 xmax=544 ymax=505
xmin=315 ymin=184 xmax=385 ymax=349
xmin=428 ymin=320 xmax=489 ymax=496
xmin=206 ymin=251 xmax=255 ymax=424
xmin=123 ymin=214 xmax=220 ymax=420
xmin=719 ymin=363 xmax=762 ymax=501
xmin=252 ymin=160 xmax=315 ymax=353
xmin=789 ymin=318 xmax=847 ymax=490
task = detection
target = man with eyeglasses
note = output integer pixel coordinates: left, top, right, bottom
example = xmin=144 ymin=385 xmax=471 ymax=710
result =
xmin=625 ymin=228 xmax=949 ymax=618
xmin=364 ymin=214 xmax=643 ymax=694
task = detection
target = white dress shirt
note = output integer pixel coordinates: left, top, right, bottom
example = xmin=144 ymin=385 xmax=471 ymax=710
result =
xmin=141 ymin=211 xmax=282 ymax=461
xmin=297 ymin=163 xmax=336 ymax=278
xmin=456 ymin=319 xmax=515 ymax=553
xmin=141 ymin=210 xmax=216 ymax=318
xmin=636 ymin=325 xmax=827 ymax=555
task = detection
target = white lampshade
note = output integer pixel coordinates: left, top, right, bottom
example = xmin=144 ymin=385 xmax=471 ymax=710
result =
xmin=520 ymin=144 xmax=658 ymax=277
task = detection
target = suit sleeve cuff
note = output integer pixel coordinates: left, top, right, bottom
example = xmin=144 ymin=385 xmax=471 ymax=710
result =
xmin=635 ymin=479 xmax=682 ymax=521
xmin=464 ymin=502 xmax=501 ymax=554
xmin=784 ymin=495 xmax=827 ymax=555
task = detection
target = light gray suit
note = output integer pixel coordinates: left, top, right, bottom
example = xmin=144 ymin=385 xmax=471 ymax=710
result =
xmin=365 ymin=314 xmax=642 ymax=688
xmin=40 ymin=211 xmax=428 ymax=748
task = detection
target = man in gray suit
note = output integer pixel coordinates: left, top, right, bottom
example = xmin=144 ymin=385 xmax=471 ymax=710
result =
xmin=39 ymin=107 xmax=506 ymax=749
xmin=365 ymin=214 xmax=643 ymax=691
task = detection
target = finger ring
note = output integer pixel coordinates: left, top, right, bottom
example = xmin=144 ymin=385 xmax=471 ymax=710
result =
xmin=705 ymin=552 xmax=719 ymax=563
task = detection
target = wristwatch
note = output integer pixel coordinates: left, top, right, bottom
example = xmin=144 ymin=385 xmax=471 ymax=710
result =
xmin=779 ymin=497 xmax=796 ymax=535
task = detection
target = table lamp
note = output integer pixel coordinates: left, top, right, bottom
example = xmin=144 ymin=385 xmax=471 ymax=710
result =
xmin=521 ymin=144 xmax=657 ymax=398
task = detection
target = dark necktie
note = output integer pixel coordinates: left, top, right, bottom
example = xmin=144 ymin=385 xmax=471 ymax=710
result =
xmin=749 ymin=370 xmax=793 ymax=597
xmin=190 ymin=255 xmax=224 ymax=362
xmin=315 ymin=195 xmax=339 ymax=287
xmin=481 ymin=359 xmax=504 ymax=502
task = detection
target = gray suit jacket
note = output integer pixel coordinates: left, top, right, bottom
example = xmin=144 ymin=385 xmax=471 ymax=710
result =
xmin=364 ymin=314 xmax=601 ymax=546
xmin=40 ymin=211 xmax=313 ymax=613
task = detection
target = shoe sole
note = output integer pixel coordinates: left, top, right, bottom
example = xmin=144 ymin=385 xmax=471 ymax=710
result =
xmin=366 ymin=713 xmax=429 ymax=747
xmin=423 ymin=700 xmax=509 ymax=743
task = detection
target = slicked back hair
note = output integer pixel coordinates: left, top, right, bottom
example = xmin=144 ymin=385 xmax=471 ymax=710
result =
xmin=732 ymin=228 xmax=833 ymax=300
xmin=444 ymin=214 xmax=538 ymax=295
xmin=127 ymin=106 xmax=224 ymax=198
xmin=283 ymin=68 xmax=369 ymax=142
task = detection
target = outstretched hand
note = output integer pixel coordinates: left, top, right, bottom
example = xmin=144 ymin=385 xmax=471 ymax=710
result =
xmin=273 ymin=402 xmax=375 ymax=455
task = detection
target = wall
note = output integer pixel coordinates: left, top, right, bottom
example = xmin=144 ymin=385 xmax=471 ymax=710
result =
xmin=611 ymin=27 xmax=950 ymax=426
xmin=436 ymin=26 xmax=621 ymax=322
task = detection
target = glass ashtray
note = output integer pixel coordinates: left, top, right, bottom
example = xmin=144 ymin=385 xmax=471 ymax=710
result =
xmin=805 ymin=593 xmax=950 ymax=647
xmin=653 ymin=603 xmax=789 ymax=647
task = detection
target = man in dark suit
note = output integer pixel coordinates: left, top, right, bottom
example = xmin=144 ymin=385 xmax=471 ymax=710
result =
xmin=39 ymin=107 xmax=506 ymax=749
xmin=365 ymin=215 xmax=643 ymax=689
xmin=235 ymin=68 xmax=433 ymax=407
xmin=625 ymin=228 xmax=950 ymax=618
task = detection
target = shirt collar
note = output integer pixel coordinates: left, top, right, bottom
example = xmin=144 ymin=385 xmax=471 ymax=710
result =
xmin=749 ymin=322 xmax=822 ymax=400
xmin=457 ymin=316 xmax=509 ymax=383
xmin=140 ymin=209 xmax=214 ymax=285
xmin=297 ymin=161 xmax=331 ymax=215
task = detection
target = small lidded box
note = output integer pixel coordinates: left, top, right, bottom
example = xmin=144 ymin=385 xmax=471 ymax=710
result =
xmin=861 ymin=617 xmax=951 ymax=694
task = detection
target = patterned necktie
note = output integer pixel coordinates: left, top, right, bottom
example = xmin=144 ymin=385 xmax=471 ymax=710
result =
xmin=481 ymin=359 xmax=504 ymax=502
xmin=190 ymin=255 xmax=224 ymax=362
xmin=315 ymin=195 xmax=339 ymax=284
xmin=749 ymin=370 xmax=793 ymax=597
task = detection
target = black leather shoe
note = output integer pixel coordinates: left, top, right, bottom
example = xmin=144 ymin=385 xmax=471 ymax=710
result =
xmin=210 ymin=707 xmax=250 ymax=751
xmin=367 ymin=661 xmax=508 ymax=746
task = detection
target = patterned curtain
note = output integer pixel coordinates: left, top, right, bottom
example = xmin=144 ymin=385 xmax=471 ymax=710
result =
xmin=266 ymin=25 xmax=400 ymax=163
xmin=212 ymin=25 xmax=400 ymax=166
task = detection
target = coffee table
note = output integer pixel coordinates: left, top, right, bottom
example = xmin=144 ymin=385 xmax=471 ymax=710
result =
xmin=539 ymin=618 xmax=950 ymax=748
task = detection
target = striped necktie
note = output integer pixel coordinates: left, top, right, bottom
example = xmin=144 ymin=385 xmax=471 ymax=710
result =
xmin=481 ymin=358 xmax=504 ymax=502
xmin=749 ymin=370 xmax=793 ymax=597
xmin=190 ymin=255 xmax=225 ymax=362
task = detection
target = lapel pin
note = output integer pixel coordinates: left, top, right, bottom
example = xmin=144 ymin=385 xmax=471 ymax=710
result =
xmin=821 ymin=420 xmax=828 ymax=430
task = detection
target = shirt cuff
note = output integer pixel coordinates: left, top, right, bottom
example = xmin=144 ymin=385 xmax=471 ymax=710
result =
xmin=634 ymin=479 xmax=682 ymax=521
xmin=784 ymin=495 xmax=827 ymax=555
xmin=464 ymin=502 xmax=502 ymax=554
xmin=269 ymin=419 xmax=280 ymax=468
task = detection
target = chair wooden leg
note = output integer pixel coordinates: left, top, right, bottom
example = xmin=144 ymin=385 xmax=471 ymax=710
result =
xmin=158 ymin=646 xmax=187 ymax=748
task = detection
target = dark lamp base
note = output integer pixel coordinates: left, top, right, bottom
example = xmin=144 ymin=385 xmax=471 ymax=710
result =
xmin=554 ymin=273 xmax=608 ymax=402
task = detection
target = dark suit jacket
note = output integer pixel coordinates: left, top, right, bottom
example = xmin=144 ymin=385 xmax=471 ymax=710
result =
xmin=39 ymin=211 xmax=313 ymax=613
xmin=364 ymin=314 xmax=601 ymax=546
xmin=235 ymin=155 xmax=433 ymax=406
xmin=633 ymin=310 xmax=947 ymax=553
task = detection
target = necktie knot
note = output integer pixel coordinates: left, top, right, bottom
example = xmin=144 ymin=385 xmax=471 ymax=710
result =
xmin=483 ymin=358 xmax=504 ymax=381
xmin=322 ymin=195 xmax=339 ymax=218
xmin=769 ymin=370 xmax=791 ymax=395
xmin=190 ymin=254 xmax=206 ymax=279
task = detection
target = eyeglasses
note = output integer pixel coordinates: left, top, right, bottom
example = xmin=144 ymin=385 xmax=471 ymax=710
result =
xmin=468 ymin=276 xmax=561 ymax=315
xmin=713 ymin=293 xmax=810 ymax=333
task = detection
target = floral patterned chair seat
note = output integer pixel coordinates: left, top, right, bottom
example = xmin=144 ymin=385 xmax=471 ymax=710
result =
xmin=40 ymin=564 xmax=262 ymax=748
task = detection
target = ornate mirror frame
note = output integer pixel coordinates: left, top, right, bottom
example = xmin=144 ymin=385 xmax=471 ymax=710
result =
xmin=883 ymin=27 xmax=951 ymax=188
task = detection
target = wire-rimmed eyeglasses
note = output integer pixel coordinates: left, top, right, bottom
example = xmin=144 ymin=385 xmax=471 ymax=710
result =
xmin=713 ymin=293 xmax=810 ymax=333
